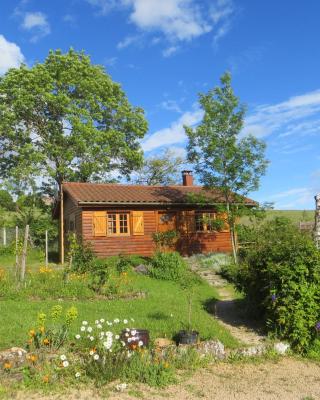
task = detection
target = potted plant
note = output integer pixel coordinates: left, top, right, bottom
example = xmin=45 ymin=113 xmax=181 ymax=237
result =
xmin=177 ymin=275 xmax=199 ymax=345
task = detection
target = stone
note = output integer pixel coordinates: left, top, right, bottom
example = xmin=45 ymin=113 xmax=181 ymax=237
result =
xmin=274 ymin=342 xmax=290 ymax=355
xmin=154 ymin=338 xmax=174 ymax=348
xmin=196 ymin=340 xmax=226 ymax=360
xmin=134 ymin=264 xmax=149 ymax=275
xmin=236 ymin=344 xmax=268 ymax=357
xmin=0 ymin=347 xmax=28 ymax=369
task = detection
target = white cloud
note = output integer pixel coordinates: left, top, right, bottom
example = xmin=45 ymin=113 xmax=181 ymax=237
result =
xmin=87 ymin=0 xmax=236 ymax=54
xmin=117 ymin=35 xmax=140 ymax=49
xmin=125 ymin=0 xmax=211 ymax=42
xmin=142 ymin=108 xmax=203 ymax=152
xmin=160 ymin=100 xmax=182 ymax=113
xmin=21 ymin=11 xmax=50 ymax=42
xmin=162 ymin=45 xmax=179 ymax=57
xmin=243 ymin=89 xmax=320 ymax=139
xmin=266 ymin=187 xmax=315 ymax=210
xmin=0 ymin=35 xmax=25 ymax=75
xmin=104 ymin=56 xmax=118 ymax=67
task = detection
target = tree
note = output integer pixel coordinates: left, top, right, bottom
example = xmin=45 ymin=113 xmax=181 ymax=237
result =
xmin=133 ymin=148 xmax=185 ymax=185
xmin=0 ymin=49 xmax=148 ymax=191
xmin=185 ymin=72 xmax=268 ymax=262
xmin=0 ymin=189 xmax=15 ymax=211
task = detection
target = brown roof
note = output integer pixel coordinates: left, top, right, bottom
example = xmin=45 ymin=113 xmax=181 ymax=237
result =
xmin=62 ymin=182 xmax=256 ymax=206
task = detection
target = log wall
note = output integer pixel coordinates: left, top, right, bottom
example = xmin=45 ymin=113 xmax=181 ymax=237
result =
xmin=80 ymin=208 xmax=232 ymax=257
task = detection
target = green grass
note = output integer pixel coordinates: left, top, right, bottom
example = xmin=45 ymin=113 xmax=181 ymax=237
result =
xmin=240 ymin=209 xmax=314 ymax=226
xmin=0 ymin=251 xmax=239 ymax=350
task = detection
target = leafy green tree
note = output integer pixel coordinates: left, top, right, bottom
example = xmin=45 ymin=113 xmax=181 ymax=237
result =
xmin=0 ymin=189 xmax=15 ymax=211
xmin=0 ymin=49 xmax=148 ymax=191
xmin=133 ymin=148 xmax=185 ymax=185
xmin=185 ymin=72 xmax=268 ymax=262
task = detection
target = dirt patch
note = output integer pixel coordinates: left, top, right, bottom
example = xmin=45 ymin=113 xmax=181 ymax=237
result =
xmin=11 ymin=358 xmax=320 ymax=400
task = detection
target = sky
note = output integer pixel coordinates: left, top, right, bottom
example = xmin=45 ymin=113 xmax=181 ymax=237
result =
xmin=0 ymin=0 xmax=320 ymax=209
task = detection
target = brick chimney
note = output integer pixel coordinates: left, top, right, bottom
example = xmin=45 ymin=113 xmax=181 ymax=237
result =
xmin=182 ymin=170 xmax=193 ymax=186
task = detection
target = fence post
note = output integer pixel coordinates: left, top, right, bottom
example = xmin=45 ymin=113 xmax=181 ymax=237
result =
xmin=45 ymin=230 xmax=48 ymax=267
xmin=15 ymin=226 xmax=19 ymax=278
xmin=20 ymin=225 xmax=29 ymax=282
xmin=3 ymin=227 xmax=6 ymax=246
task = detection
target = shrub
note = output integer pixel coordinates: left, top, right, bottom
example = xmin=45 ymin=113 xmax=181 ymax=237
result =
xmin=68 ymin=235 xmax=95 ymax=273
xmin=149 ymin=251 xmax=188 ymax=282
xmin=152 ymin=230 xmax=179 ymax=250
xmin=229 ymin=217 xmax=320 ymax=352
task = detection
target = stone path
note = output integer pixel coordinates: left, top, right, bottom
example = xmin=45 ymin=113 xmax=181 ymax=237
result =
xmin=188 ymin=257 xmax=266 ymax=346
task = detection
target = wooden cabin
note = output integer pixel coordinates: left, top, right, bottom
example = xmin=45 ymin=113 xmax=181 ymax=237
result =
xmin=53 ymin=171 xmax=256 ymax=260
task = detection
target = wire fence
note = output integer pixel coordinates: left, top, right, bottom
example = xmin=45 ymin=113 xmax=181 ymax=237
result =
xmin=0 ymin=226 xmax=59 ymax=266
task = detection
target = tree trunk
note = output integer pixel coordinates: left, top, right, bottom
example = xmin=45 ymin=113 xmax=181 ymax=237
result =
xmin=20 ymin=225 xmax=29 ymax=282
xmin=226 ymin=201 xmax=238 ymax=264
xmin=59 ymin=183 xmax=65 ymax=264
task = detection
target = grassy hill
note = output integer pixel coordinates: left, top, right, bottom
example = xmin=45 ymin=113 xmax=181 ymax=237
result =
xmin=241 ymin=209 xmax=315 ymax=226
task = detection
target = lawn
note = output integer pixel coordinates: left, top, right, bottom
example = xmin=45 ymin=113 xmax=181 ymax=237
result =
xmin=0 ymin=251 xmax=239 ymax=350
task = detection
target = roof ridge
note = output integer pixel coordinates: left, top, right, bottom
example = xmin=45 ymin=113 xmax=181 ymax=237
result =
xmin=63 ymin=182 xmax=203 ymax=189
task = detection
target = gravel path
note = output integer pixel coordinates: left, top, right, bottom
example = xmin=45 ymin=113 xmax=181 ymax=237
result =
xmin=15 ymin=358 xmax=320 ymax=400
xmin=188 ymin=257 xmax=266 ymax=346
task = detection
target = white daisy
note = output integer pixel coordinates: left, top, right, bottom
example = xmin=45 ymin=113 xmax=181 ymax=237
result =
xmin=82 ymin=321 xmax=88 ymax=326
xmin=75 ymin=334 xmax=81 ymax=340
xmin=80 ymin=326 xmax=85 ymax=332
xmin=75 ymin=372 xmax=81 ymax=378
xmin=87 ymin=326 xmax=93 ymax=333
xmin=60 ymin=354 xmax=67 ymax=361
xmin=62 ymin=360 xmax=69 ymax=368
xmin=93 ymin=354 xmax=99 ymax=360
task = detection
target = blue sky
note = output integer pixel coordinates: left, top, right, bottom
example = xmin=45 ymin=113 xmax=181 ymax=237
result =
xmin=0 ymin=0 xmax=320 ymax=209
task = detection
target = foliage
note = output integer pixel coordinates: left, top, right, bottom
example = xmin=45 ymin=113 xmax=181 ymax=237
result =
xmin=0 ymin=49 xmax=148 ymax=190
xmin=68 ymin=235 xmax=95 ymax=274
xmin=88 ymin=258 xmax=111 ymax=294
xmin=26 ymin=305 xmax=78 ymax=352
xmin=185 ymin=71 xmax=268 ymax=262
xmin=152 ymin=230 xmax=179 ymax=250
xmin=123 ymin=350 xmax=176 ymax=387
xmin=133 ymin=148 xmax=185 ymax=185
xmin=0 ymin=189 xmax=15 ymax=211
xmin=149 ymin=251 xmax=188 ymax=282
xmin=224 ymin=217 xmax=320 ymax=352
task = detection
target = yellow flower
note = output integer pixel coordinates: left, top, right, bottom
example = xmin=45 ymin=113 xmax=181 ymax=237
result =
xmin=40 ymin=326 xmax=45 ymax=334
xmin=3 ymin=362 xmax=12 ymax=370
xmin=29 ymin=329 xmax=36 ymax=337
xmin=28 ymin=354 xmax=37 ymax=363
xmin=164 ymin=362 xmax=170 ymax=369
xmin=43 ymin=375 xmax=50 ymax=383
xmin=43 ymin=338 xmax=50 ymax=346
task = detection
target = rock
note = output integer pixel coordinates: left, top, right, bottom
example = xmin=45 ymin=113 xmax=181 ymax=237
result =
xmin=134 ymin=264 xmax=149 ymax=275
xmin=236 ymin=344 xmax=268 ymax=357
xmin=274 ymin=342 xmax=290 ymax=355
xmin=154 ymin=338 xmax=174 ymax=348
xmin=196 ymin=340 xmax=226 ymax=360
xmin=0 ymin=347 xmax=27 ymax=369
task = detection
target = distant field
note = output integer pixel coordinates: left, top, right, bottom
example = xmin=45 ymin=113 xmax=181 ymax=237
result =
xmin=241 ymin=209 xmax=315 ymax=225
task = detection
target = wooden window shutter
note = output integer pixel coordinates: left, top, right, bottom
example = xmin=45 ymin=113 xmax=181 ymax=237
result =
xmin=93 ymin=211 xmax=106 ymax=236
xmin=132 ymin=211 xmax=144 ymax=235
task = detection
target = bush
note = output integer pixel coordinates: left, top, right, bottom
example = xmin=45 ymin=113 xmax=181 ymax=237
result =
xmin=68 ymin=235 xmax=95 ymax=273
xmin=229 ymin=217 xmax=320 ymax=352
xmin=149 ymin=251 xmax=188 ymax=282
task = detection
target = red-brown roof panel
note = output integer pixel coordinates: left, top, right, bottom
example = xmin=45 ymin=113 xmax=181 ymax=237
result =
xmin=62 ymin=182 xmax=256 ymax=206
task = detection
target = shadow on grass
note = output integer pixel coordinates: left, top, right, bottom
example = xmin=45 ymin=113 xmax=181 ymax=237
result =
xmin=203 ymin=297 xmax=266 ymax=335
xmin=147 ymin=311 xmax=170 ymax=320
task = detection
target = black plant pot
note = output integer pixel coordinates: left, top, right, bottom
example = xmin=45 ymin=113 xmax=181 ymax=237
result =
xmin=121 ymin=328 xmax=150 ymax=349
xmin=177 ymin=330 xmax=199 ymax=345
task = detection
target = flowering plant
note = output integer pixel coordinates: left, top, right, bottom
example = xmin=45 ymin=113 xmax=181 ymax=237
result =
xmin=72 ymin=317 xmax=141 ymax=383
